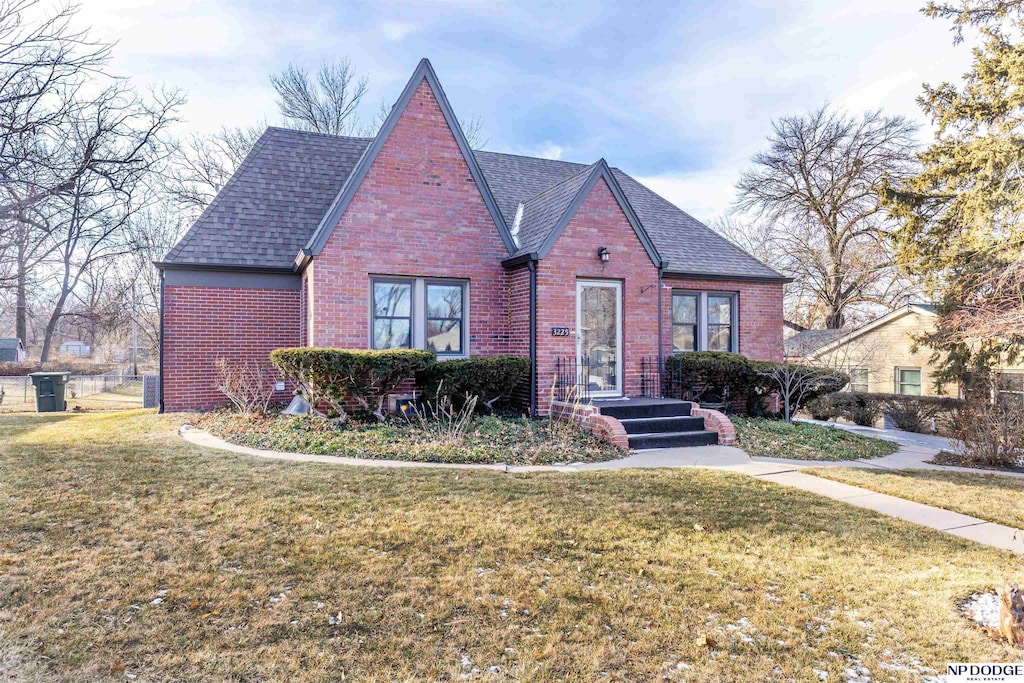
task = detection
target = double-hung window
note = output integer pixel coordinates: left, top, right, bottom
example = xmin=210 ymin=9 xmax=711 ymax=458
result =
xmin=671 ymin=290 xmax=739 ymax=353
xmin=371 ymin=277 xmax=467 ymax=356
xmin=372 ymin=280 xmax=413 ymax=349
xmin=895 ymin=367 xmax=922 ymax=395
xmin=849 ymin=368 xmax=869 ymax=393
xmin=671 ymin=293 xmax=698 ymax=352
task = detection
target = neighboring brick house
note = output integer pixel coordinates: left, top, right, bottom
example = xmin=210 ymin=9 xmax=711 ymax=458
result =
xmin=157 ymin=59 xmax=788 ymax=414
xmin=786 ymin=303 xmax=1024 ymax=398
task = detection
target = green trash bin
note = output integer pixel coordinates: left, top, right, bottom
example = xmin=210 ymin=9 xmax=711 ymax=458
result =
xmin=29 ymin=372 xmax=70 ymax=412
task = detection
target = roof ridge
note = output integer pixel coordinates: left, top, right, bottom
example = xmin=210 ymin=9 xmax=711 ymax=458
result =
xmin=163 ymin=128 xmax=277 ymax=262
xmin=263 ymin=125 xmax=375 ymax=142
xmin=474 ymin=148 xmax=591 ymax=167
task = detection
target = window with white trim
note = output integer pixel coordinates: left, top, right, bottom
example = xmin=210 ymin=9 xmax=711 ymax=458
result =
xmin=895 ymin=367 xmax=921 ymax=395
xmin=671 ymin=290 xmax=739 ymax=353
xmin=370 ymin=277 xmax=468 ymax=356
xmin=849 ymin=367 xmax=869 ymax=393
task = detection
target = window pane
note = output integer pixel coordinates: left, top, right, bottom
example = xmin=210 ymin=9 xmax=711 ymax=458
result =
xmin=708 ymin=296 xmax=731 ymax=325
xmin=427 ymin=320 xmax=462 ymax=354
xmin=373 ymin=282 xmax=411 ymax=317
xmin=850 ymin=368 xmax=869 ymax=392
xmin=427 ymin=284 xmax=463 ymax=318
xmin=898 ymin=369 xmax=921 ymax=395
xmin=673 ymin=324 xmax=696 ymax=352
xmin=708 ymin=325 xmax=731 ymax=351
xmin=672 ymin=294 xmax=696 ymax=324
xmin=373 ymin=319 xmax=410 ymax=349
xmin=999 ymin=372 xmax=1024 ymax=392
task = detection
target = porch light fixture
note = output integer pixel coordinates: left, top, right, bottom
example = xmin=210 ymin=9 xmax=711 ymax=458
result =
xmin=597 ymin=246 xmax=610 ymax=263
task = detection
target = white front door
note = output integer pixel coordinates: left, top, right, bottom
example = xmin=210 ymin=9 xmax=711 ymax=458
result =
xmin=576 ymin=279 xmax=623 ymax=397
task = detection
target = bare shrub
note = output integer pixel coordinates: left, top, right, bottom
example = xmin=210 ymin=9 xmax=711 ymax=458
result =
xmin=412 ymin=384 xmax=477 ymax=444
xmin=214 ymin=358 xmax=275 ymax=414
xmin=951 ymin=400 xmax=1024 ymax=469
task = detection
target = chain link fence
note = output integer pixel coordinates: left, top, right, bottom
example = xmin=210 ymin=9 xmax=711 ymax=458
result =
xmin=0 ymin=371 xmax=158 ymax=412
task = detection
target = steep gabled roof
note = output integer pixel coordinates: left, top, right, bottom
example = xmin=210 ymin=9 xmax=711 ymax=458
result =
xmin=298 ymin=58 xmax=514 ymax=267
xmin=158 ymin=59 xmax=788 ymax=282
xmin=160 ymin=129 xmax=371 ymax=270
xmin=475 ymin=151 xmax=784 ymax=280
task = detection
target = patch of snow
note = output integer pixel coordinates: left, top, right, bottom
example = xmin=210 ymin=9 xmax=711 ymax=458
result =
xmin=813 ymin=668 xmax=829 ymax=680
xmin=962 ymin=592 xmax=1000 ymax=631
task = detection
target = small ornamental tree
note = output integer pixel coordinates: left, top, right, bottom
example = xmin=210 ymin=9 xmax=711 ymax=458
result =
xmin=755 ymin=361 xmax=848 ymax=422
xmin=270 ymin=348 xmax=435 ymax=422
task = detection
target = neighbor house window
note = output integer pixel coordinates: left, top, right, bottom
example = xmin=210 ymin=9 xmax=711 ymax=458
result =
xmin=671 ymin=290 xmax=738 ymax=353
xmin=997 ymin=371 xmax=1024 ymax=403
xmin=370 ymin=277 xmax=468 ymax=355
xmin=896 ymin=367 xmax=921 ymax=395
xmin=850 ymin=368 xmax=869 ymax=393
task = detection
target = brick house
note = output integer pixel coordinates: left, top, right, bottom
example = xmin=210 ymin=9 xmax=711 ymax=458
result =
xmin=157 ymin=59 xmax=787 ymax=415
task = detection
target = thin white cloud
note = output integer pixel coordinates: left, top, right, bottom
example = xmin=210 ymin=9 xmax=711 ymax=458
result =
xmin=381 ymin=21 xmax=417 ymax=42
xmin=633 ymin=167 xmax=740 ymax=225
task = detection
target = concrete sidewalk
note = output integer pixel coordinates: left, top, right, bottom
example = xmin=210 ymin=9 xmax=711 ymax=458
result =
xmin=181 ymin=425 xmax=1023 ymax=554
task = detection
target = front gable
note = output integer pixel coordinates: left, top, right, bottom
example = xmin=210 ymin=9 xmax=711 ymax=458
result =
xmin=540 ymin=164 xmax=661 ymax=268
xmin=299 ymin=59 xmax=513 ymax=266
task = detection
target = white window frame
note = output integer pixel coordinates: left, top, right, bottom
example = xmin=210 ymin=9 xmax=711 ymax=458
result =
xmin=369 ymin=276 xmax=469 ymax=357
xmin=895 ymin=367 xmax=922 ymax=395
xmin=849 ymin=367 xmax=869 ymax=393
xmin=671 ymin=290 xmax=739 ymax=354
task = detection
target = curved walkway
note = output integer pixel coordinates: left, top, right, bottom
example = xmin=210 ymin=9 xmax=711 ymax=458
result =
xmin=181 ymin=425 xmax=1023 ymax=554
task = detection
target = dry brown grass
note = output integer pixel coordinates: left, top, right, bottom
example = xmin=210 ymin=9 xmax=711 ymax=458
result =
xmin=808 ymin=467 xmax=1024 ymax=530
xmin=0 ymin=411 xmax=1022 ymax=682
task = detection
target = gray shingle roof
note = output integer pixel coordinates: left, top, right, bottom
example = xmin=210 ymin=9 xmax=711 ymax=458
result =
xmin=162 ymin=129 xmax=786 ymax=281
xmin=784 ymin=329 xmax=848 ymax=357
xmin=162 ymin=128 xmax=371 ymax=269
xmin=513 ymin=162 xmax=597 ymax=254
xmin=0 ymin=338 xmax=22 ymax=349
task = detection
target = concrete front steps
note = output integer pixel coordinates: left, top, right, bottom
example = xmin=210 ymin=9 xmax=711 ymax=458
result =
xmin=594 ymin=398 xmax=719 ymax=449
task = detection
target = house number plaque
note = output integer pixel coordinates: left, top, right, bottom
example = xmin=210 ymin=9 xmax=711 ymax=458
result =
xmin=551 ymin=327 xmax=571 ymax=337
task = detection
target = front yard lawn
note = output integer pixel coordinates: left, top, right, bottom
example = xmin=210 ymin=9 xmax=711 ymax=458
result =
xmin=807 ymin=467 xmax=1024 ymax=530
xmin=195 ymin=411 xmax=623 ymax=465
xmin=731 ymin=416 xmax=899 ymax=460
xmin=0 ymin=411 xmax=1020 ymax=681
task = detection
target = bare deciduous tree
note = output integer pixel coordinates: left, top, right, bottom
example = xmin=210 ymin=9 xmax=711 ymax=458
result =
xmin=164 ymin=124 xmax=264 ymax=215
xmin=271 ymin=59 xmax=368 ymax=136
xmin=735 ymin=107 xmax=920 ymax=329
xmin=0 ymin=0 xmax=112 ymax=220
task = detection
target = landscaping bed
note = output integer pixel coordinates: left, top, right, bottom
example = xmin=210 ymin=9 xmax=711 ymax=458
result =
xmin=808 ymin=467 xmax=1024 ymax=529
xmin=195 ymin=410 xmax=624 ymax=465
xmin=731 ymin=416 xmax=899 ymax=460
xmin=1 ymin=411 xmax=1020 ymax=681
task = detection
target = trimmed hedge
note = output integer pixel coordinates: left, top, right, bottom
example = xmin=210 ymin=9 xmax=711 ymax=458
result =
xmin=806 ymin=391 xmax=964 ymax=432
xmin=663 ymin=351 xmax=758 ymax=407
xmin=270 ymin=348 xmax=435 ymax=421
xmin=415 ymin=355 xmax=530 ymax=413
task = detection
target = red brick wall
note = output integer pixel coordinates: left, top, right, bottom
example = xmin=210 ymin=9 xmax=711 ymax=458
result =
xmin=308 ymin=78 xmax=510 ymax=355
xmin=162 ymin=286 xmax=300 ymax=411
xmin=535 ymin=177 xmax=660 ymax=413
xmin=660 ymin=276 xmax=783 ymax=361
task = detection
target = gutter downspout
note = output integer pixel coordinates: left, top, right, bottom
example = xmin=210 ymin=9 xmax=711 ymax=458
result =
xmin=657 ymin=266 xmax=664 ymax=371
xmin=158 ymin=268 xmax=165 ymax=414
xmin=528 ymin=260 xmax=538 ymax=418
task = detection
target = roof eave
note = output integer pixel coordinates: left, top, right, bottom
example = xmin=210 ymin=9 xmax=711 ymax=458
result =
xmin=153 ymin=260 xmax=296 ymax=275
xmin=501 ymin=252 xmax=539 ymax=267
xmin=662 ymin=269 xmax=793 ymax=284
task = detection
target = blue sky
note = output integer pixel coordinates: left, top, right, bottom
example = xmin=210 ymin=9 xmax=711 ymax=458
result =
xmin=80 ymin=0 xmax=974 ymax=222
